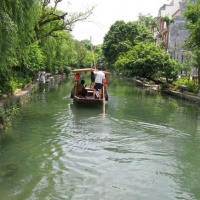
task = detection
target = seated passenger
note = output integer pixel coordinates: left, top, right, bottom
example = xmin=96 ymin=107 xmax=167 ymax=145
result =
xmin=77 ymin=80 xmax=87 ymax=97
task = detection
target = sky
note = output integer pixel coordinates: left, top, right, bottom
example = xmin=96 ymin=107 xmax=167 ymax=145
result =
xmin=59 ymin=0 xmax=169 ymax=45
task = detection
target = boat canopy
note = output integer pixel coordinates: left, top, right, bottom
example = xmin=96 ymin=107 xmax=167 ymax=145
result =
xmin=72 ymin=68 xmax=111 ymax=75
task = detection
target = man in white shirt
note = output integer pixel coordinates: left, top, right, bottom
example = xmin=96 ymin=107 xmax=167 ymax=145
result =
xmin=93 ymin=67 xmax=105 ymax=99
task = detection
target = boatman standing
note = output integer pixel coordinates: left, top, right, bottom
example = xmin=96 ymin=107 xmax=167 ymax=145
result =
xmin=93 ymin=66 xmax=105 ymax=99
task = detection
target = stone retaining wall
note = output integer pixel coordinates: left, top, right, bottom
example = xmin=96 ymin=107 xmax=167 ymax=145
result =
xmin=161 ymin=90 xmax=200 ymax=104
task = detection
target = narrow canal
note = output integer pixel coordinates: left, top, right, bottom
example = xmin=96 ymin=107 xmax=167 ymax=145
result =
xmin=0 ymin=77 xmax=200 ymax=200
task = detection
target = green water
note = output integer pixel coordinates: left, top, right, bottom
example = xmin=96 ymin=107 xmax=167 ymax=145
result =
xmin=0 ymin=78 xmax=200 ymax=200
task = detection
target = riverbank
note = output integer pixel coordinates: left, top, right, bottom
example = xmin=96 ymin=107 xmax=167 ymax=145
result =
xmin=0 ymin=74 xmax=66 ymax=109
xmin=128 ymin=77 xmax=200 ymax=104
xmin=0 ymin=82 xmax=39 ymax=109
xmin=0 ymin=74 xmax=66 ymax=130
xmin=1 ymin=74 xmax=200 ymax=113
xmin=161 ymin=90 xmax=200 ymax=104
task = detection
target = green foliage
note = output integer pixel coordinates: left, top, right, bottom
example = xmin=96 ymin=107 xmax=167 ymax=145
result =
xmin=23 ymin=43 xmax=46 ymax=72
xmin=95 ymin=45 xmax=110 ymax=69
xmin=174 ymin=77 xmax=200 ymax=94
xmin=73 ymin=40 xmax=88 ymax=67
xmin=115 ymin=43 xmax=179 ymax=80
xmin=0 ymin=70 xmax=12 ymax=94
xmin=2 ymin=71 xmax=32 ymax=94
xmin=0 ymin=0 xmax=40 ymax=59
xmin=0 ymin=0 xmax=94 ymax=95
xmin=0 ymin=11 xmax=18 ymax=69
xmin=137 ymin=13 xmax=158 ymax=28
xmin=35 ymin=2 xmax=94 ymax=42
xmin=184 ymin=0 xmax=200 ymax=84
xmin=193 ymin=49 xmax=200 ymax=68
xmin=102 ymin=20 xmax=154 ymax=65
xmin=184 ymin=0 xmax=200 ymax=48
xmin=161 ymin=15 xmax=174 ymax=26
xmin=81 ymin=51 xmax=93 ymax=67
xmin=80 ymin=39 xmax=93 ymax=51
xmin=0 ymin=102 xmax=20 ymax=131
xmin=53 ymin=32 xmax=76 ymax=69
xmin=10 ymin=72 xmax=31 ymax=92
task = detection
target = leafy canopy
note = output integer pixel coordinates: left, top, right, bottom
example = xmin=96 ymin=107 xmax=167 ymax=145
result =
xmin=102 ymin=20 xmax=155 ymax=65
xmin=184 ymin=0 xmax=200 ymax=84
xmin=115 ymin=43 xmax=179 ymax=80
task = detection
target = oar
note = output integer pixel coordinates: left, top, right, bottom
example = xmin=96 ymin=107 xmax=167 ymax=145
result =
xmin=102 ymin=85 xmax=106 ymax=118
xmin=102 ymin=85 xmax=105 ymax=100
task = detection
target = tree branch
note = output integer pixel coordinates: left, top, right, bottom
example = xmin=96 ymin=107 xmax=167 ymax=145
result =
xmin=33 ymin=1 xmax=94 ymax=43
xmin=38 ymin=12 xmax=68 ymax=27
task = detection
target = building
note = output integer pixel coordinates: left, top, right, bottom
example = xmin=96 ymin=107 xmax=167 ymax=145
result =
xmin=155 ymin=0 xmax=197 ymax=78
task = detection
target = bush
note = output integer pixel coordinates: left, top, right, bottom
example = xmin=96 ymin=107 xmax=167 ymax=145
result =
xmin=173 ymin=77 xmax=200 ymax=94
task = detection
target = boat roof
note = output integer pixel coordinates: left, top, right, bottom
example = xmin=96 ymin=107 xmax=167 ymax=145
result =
xmin=72 ymin=68 xmax=111 ymax=75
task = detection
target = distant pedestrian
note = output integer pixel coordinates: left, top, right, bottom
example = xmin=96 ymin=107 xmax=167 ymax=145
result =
xmin=37 ymin=71 xmax=41 ymax=81
xmin=40 ymin=69 xmax=46 ymax=84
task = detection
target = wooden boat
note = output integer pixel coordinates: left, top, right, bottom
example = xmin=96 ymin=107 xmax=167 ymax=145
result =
xmin=70 ymin=68 xmax=111 ymax=104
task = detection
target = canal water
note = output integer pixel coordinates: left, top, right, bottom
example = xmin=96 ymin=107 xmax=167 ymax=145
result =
xmin=0 ymin=78 xmax=200 ymax=200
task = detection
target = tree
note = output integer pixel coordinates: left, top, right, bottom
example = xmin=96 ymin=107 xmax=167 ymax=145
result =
xmin=102 ymin=20 xmax=154 ymax=65
xmin=80 ymin=39 xmax=96 ymax=65
xmin=39 ymin=30 xmax=76 ymax=73
xmin=33 ymin=1 xmax=94 ymax=43
xmin=0 ymin=11 xmax=18 ymax=70
xmin=0 ymin=0 xmax=95 ymax=94
xmin=80 ymin=39 xmax=93 ymax=51
xmin=115 ymin=43 xmax=179 ymax=82
xmin=73 ymin=40 xmax=88 ymax=67
xmin=137 ymin=13 xmax=159 ymax=31
xmin=0 ymin=0 xmax=41 ymax=94
xmin=184 ymin=0 xmax=200 ymax=84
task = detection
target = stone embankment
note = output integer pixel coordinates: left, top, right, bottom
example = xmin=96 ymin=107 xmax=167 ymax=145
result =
xmin=0 ymin=74 xmax=65 ymax=109
xmin=130 ymin=77 xmax=200 ymax=104
xmin=1 ymin=74 xmax=200 ymax=108
xmin=161 ymin=90 xmax=200 ymax=104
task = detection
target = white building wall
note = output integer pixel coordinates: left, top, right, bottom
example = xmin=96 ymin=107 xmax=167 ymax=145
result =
xmin=160 ymin=0 xmax=185 ymax=18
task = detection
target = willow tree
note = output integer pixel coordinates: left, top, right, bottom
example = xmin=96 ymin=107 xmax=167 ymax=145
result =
xmin=0 ymin=0 xmax=41 ymax=93
xmin=0 ymin=11 xmax=17 ymax=69
xmin=35 ymin=1 xmax=94 ymax=70
xmin=0 ymin=0 xmax=40 ymax=68
xmin=0 ymin=0 xmax=94 ymax=94
xmin=39 ymin=30 xmax=76 ymax=72
xmin=33 ymin=0 xmax=94 ymax=43
xmin=27 ymin=0 xmax=94 ymax=71
xmin=73 ymin=40 xmax=88 ymax=67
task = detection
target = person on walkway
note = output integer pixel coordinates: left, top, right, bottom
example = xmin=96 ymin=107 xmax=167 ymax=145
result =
xmin=37 ymin=70 xmax=41 ymax=81
xmin=93 ymin=67 xmax=105 ymax=99
xmin=40 ymin=69 xmax=46 ymax=84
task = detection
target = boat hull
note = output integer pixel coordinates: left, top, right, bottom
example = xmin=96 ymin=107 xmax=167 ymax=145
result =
xmin=73 ymin=94 xmax=104 ymax=104
xmin=71 ymin=86 xmax=108 ymax=104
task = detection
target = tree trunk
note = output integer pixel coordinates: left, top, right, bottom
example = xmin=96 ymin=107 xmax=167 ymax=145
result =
xmin=198 ymin=67 xmax=200 ymax=85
